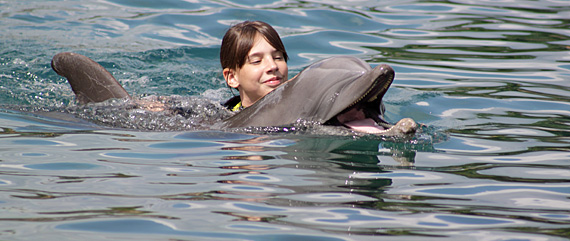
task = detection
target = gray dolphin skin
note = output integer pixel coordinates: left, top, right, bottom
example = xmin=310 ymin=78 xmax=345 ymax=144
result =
xmin=218 ymin=56 xmax=417 ymax=135
xmin=51 ymin=53 xmax=416 ymax=136
xmin=52 ymin=52 xmax=131 ymax=104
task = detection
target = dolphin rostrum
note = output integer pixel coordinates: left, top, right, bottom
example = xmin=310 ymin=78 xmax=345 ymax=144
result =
xmin=51 ymin=53 xmax=416 ymax=135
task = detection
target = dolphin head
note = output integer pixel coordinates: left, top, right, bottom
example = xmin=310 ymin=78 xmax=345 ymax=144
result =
xmin=219 ymin=56 xmax=416 ymax=135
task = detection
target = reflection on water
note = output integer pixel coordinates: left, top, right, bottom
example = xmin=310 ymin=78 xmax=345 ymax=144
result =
xmin=1 ymin=0 xmax=570 ymax=240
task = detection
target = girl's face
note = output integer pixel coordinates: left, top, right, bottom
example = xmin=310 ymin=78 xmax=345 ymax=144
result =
xmin=224 ymin=34 xmax=288 ymax=107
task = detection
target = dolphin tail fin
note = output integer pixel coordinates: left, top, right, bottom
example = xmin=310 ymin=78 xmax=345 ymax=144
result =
xmin=51 ymin=52 xmax=131 ymax=104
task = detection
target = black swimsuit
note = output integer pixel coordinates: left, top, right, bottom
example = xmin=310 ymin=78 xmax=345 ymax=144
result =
xmin=223 ymin=95 xmax=242 ymax=111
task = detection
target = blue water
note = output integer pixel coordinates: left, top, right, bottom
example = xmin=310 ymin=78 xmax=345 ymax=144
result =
xmin=1 ymin=0 xmax=570 ymax=240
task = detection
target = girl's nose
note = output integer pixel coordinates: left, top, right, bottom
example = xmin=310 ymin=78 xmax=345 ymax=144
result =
xmin=266 ymin=57 xmax=278 ymax=73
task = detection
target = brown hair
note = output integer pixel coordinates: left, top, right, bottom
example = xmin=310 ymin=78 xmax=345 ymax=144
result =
xmin=220 ymin=21 xmax=288 ymax=71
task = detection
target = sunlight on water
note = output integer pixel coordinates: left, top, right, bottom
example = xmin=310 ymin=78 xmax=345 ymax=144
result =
xmin=1 ymin=0 xmax=570 ymax=240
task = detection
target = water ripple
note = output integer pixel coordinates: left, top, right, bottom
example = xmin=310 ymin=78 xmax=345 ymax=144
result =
xmin=2 ymin=0 xmax=570 ymax=240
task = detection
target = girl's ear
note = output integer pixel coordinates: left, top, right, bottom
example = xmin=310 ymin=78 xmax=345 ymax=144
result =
xmin=223 ymin=68 xmax=239 ymax=88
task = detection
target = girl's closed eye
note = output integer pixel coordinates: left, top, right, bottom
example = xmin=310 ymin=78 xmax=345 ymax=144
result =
xmin=248 ymin=57 xmax=261 ymax=64
xmin=273 ymin=52 xmax=284 ymax=60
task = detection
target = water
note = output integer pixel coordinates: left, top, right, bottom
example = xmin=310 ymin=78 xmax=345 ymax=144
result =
xmin=1 ymin=0 xmax=569 ymax=240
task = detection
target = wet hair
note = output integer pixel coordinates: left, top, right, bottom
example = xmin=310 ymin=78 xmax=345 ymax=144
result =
xmin=220 ymin=21 xmax=288 ymax=71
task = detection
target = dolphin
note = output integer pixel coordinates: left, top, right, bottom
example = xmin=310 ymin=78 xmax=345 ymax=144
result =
xmin=217 ymin=56 xmax=417 ymax=135
xmin=51 ymin=53 xmax=416 ymax=136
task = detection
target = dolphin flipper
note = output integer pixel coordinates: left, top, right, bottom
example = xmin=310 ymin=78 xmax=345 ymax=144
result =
xmin=52 ymin=52 xmax=131 ymax=104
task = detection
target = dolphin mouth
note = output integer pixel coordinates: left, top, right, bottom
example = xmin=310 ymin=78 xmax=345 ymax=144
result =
xmin=334 ymin=97 xmax=418 ymax=136
xmin=326 ymin=64 xmax=395 ymax=134
xmin=334 ymin=101 xmax=392 ymax=134
xmin=337 ymin=109 xmax=390 ymax=134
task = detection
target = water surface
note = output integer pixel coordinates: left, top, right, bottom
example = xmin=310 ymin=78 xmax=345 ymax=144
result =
xmin=1 ymin=0 xmax=569 ymax=240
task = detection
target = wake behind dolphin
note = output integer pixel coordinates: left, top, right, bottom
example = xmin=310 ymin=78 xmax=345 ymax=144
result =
xmin=51 ymin=52 xmax=416 ymax=136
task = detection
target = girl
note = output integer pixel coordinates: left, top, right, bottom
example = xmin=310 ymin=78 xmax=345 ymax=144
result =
xmin=220 ymin=21 xmax=289 ymax=111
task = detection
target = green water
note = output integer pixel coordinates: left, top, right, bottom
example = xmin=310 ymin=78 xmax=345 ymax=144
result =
xmin=1 ymin=0 xmax=569 ymax=240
